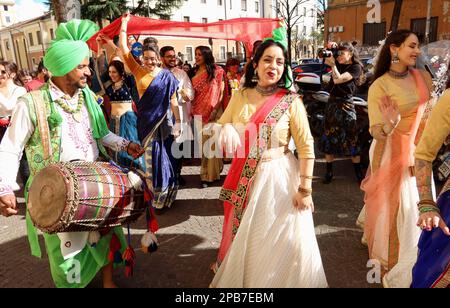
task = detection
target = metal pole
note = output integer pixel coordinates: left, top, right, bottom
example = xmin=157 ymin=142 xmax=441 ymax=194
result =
xmin=224 ymin=0 xmax=228 ymax=55
xmin=425 ymin=0 xmax=432 ymax=44
xmin=38 ymin=19 xmax=46 ymax=56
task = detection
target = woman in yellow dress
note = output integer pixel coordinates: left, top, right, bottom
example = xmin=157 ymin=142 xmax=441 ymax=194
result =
xmin=210 ymin=33 xmax=327 ymax=288
xmin=360 ymin=30 xmax=433 ymax=288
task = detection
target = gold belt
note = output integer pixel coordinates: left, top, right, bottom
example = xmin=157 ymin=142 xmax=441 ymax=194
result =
xmin=260 ymin=146 xmax=290 ymax=162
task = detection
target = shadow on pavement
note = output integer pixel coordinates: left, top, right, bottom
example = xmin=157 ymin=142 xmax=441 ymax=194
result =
xmin=0 ymin=233 xmax=217 ymax=288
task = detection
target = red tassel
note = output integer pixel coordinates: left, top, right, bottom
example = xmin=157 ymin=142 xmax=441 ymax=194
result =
xmin=149 ymin=207 xmax=159 ymax=233
xmin=122 ymin=246 xmax=136 ymax=277
xmin=108 ymin=233 xmax=121 ymax=262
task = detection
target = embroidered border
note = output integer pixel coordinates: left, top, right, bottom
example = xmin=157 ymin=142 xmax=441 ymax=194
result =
xmin=30 ymin=91 xmax=52 ymax=160
xmin=431 ymin=262 xmax=450 ymax=288
xmin=0 ymin=181 xmax=13 ymax=197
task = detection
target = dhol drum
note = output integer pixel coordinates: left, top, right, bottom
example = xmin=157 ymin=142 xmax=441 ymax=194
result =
xmin=28 ymin=161 xmax=146 ymax=233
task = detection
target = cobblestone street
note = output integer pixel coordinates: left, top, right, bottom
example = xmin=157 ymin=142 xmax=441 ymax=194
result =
xmin=0 ymin=158 xmax=378 ymax=288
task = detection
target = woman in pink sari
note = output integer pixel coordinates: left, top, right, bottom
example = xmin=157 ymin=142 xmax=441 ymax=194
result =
xmin=359 ymin=30 xmax=433 ymax=287
xmin=191 ymin=46 xmax=225 ymax=188
xmin=210 ymin=37 xmax=327 ymax=288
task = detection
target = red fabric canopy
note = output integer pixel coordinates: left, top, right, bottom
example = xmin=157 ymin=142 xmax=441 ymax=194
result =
xmin=87 ymin=15 xmax=283 ymax=56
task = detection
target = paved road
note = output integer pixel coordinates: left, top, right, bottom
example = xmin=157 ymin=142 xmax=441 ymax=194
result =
xmin=0 ymin=158 xmax=378 ymax=288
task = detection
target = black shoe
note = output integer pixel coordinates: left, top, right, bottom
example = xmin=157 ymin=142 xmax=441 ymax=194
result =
xmin=353 ymin=163 xmax=364 ymax=184
xmin=322 ymin=162 xmax=333 ymax=184
xmin=178 ymin=175 xmax=186 ymax=186
xmin=322 ymin=171 xmax=333 ymax=184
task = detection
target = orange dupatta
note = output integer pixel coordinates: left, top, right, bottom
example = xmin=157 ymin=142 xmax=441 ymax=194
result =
xmin=361 ymin=69 xmax=430 ymax=269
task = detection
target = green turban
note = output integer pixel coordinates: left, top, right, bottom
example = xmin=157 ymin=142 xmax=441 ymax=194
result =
xmin=44 ymin=19 xmax=99 ymax=77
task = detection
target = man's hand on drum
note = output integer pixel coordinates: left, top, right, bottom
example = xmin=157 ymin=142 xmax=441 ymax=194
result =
xmin=0 ymin=193 xmax=17 ymax=217
xmin=126 ymin=142 xmax=145 ymax=159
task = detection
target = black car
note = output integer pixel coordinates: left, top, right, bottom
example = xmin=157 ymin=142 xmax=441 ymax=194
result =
xmin=292 ymin=63 xmax=331 ymax=79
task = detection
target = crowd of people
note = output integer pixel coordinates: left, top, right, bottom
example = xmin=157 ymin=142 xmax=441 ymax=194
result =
xmin=0 ymin=15 xmax=448 ymax=289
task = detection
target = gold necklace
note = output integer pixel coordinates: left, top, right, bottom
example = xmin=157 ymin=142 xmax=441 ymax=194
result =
xmin=54 ymin=92 xmax=84 ymax=123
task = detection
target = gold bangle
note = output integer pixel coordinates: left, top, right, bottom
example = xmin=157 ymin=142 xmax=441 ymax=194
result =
xmin=300 ymin=175 xmax=314 ymax=180
xmin=298 ymin=186 xmax=312 ymax=195
xmin=417 ymin=199 xmax=436 ymax=207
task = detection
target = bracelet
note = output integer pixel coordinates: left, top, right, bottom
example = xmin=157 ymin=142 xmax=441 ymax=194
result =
xmin=126 ymin=141 xmax=132 ymax=154
xmin=417 ymin=199 xmax=436 ymax=207
xmin=298 ymin=186 xmax=312 ymax=196
xmin=419 ymin=206 xmax=440 ymax=214
xmin=300 ymin=175 xmax=314 ymax=180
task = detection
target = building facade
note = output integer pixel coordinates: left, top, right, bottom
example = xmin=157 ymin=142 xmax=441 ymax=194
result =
xmin=0 ymin=0 xmax=18 ymax=29
xmin=325 ymin=0 xmax=450 ymax=47
xmin=137 ymin=0 xmax=318 ymax=62
xmin=0 ymin=13 xmax=57 ymax=70
xmin=0 ymin=0 xmax=319 ymax=68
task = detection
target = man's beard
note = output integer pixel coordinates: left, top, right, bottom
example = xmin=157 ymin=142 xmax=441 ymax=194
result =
xmin=76 ymin=78 xmax=87 ymax=89
xmin=165 ymin=61 xmax=176 ymax=69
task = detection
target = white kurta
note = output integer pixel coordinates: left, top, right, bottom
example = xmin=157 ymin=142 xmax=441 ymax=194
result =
xmin=0 ymin=85 xmax=27 ymax=117
xmin=171 ymin=67 xmax=195 ymax=142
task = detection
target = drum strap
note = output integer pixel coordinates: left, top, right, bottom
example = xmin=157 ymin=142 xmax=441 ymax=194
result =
xmin=29 ymin=91 xmax=52 ymax=160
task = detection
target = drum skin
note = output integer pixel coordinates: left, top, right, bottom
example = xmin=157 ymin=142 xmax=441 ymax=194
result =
xmin=28 ymin=161 xmax=146 ymax=233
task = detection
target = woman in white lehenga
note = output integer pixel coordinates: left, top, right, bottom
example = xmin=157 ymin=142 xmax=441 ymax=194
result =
xmin=210 ymin=32 xmax=327 ymax=288
xmin=358 ymin=30 xmax=433 ymax=288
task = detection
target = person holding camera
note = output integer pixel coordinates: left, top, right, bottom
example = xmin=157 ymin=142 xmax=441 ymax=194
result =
xmin=318 ymin=42 xmax=364 ymax=184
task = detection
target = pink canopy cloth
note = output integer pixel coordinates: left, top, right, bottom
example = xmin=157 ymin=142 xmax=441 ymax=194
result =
xmin=87 ymin=15 xmax=283 ymax=56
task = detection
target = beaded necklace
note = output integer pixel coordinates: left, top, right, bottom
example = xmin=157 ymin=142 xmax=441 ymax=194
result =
xmin=388 ymin=69 xmax=409 ymax=79
xmin=255 ymin=84 xmax=278 ymax=96
xmin=54 ymin=92 xmax=84 ymax=122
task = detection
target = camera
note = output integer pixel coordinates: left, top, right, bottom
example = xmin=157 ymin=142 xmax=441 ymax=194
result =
xmin=318 ymin=48 xmax=339 ymax=59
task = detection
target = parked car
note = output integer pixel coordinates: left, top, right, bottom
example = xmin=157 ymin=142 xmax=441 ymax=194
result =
xmin=298 ymin=58 xmax=321 ymax=64
xmin=292 ymin=62 xmax=331 ymax=91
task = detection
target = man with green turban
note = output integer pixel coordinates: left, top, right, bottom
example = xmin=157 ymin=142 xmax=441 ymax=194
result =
xmin=0 ymin=19 xmax=144 ymax=288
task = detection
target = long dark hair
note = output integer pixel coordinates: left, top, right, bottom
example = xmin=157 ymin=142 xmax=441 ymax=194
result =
xmin=338 ymin=41 xmax=363 ymax=67
xmin=243 ymin=40 xmax=290 ymax=89
xmin=446 ymin=62 xmax=450 ymax=90
xmin=0 ymin=61 xmax=23 ymax=86
xmin=373 ymin=30 xmax=417 ymax=82
xmin=108 ymin=60 xmax=125 ymax=79
xmin=195 ymin=46 xmax=216 ymax=82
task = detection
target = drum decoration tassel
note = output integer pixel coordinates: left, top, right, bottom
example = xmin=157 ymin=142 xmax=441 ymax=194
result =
xmin=146 ymin=204 xmax=159 ymax=233
xmin=109 ymin=233 xmax=123 ymax=264
xmin=127 ymin=171 xmax=143 ymax=191
xmin=123 ymin=224 xmax=135 ymax=277
xmin=88 ymin=231 xmax=101 ymax=247
xmin=123 ymin=246 xmax=136 ymax=277
xmin=141 ymin=231 xmax=158 ymax=253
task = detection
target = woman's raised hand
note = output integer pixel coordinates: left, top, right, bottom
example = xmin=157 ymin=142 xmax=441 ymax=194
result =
xmin=379 ymin=96 xmax=401 ymax=126
xmin=122 ymin=12 xmax=130 ymax=23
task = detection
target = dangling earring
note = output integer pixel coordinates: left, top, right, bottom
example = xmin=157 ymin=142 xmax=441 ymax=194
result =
xmin=251 ymin=71 xmax=259 ymax=83
xmin=391 ymin=52 xmax=400 ymax=64
xmin=277 ymin=78 xmax=285 ymax=88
